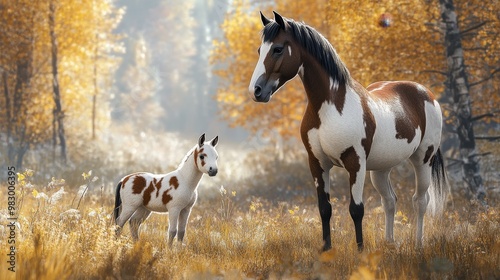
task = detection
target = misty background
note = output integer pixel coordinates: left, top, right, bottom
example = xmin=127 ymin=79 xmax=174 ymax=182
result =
xmin=112 ymin=0 xmax=248 ymax=142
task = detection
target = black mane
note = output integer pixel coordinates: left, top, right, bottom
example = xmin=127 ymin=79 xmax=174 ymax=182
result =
xmin=262 ymin=18 xmax=351 ymax=86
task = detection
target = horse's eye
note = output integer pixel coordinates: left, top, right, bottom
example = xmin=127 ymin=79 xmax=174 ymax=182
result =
xmin=200 ymin=155 xmax=204 ymax=160
xmin=257 ymin=47 xmax=260 ymax=54
xmin=273 ymin=47 xmax=283 ymax=54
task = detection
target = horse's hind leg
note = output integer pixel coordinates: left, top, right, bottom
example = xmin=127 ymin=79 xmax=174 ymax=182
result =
xmin=410 ymin=160 xmax=432 ymax=248
xmin=129 ymin=206 xmax=151 ymax=241
xmin=370 ymin=169 xmax=397 ymax=243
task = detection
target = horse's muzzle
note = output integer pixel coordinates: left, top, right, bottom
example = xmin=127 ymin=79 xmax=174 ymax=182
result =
xmin=250 ymin=75 xmax=275 ymax=102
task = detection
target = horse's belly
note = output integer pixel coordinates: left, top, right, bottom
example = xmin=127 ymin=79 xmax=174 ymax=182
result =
xmin=366 ymin=128 xmax=422 ymax=170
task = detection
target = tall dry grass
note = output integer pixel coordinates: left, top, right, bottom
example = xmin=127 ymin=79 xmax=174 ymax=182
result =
xmin=1 ymin=132 xmax=499 ymax=279
xmin=1 ymin=172 xmax=499 ymax=280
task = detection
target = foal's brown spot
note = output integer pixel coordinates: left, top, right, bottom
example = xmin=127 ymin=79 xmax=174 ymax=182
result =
xmin=169 ymin=176 xmax=179 ymax=189
xmin=340 ymin=146 xmax=361 ymax=187
xmin=154 ymin=178 xmax=163 ymax=197
xmin=162 ymin=190 xmax=172 ymax=205
xmin=194 ymin=148 xmax=204 ymax=168
xmin=121 ymin=175 xmax=132 ymax=189
xmin=423 ymin=145 xmax=434 ymax=165
xmin=142 ymin=181 xmax=155 ymax=206
xmin=132 ymin=176 xmax=147 ymax=194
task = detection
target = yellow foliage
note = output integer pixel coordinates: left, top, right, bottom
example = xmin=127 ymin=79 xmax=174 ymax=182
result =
xmin=0 ymin=0 xmax=123 ymax=163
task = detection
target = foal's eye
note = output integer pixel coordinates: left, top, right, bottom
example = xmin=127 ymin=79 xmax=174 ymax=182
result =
xmin=200 ymin=155 xmax=205 ymax=160
xmin=273 ymin=46 xmax=283 ymax=54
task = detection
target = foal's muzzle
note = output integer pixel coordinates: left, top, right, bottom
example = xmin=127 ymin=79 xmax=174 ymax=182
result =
xmin=208 ymin=168 xmax=218 ymax=177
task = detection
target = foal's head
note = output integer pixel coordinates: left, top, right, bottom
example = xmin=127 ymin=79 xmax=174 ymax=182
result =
xmin=194 ymin=134 xmax=219 ymax=177
xmin=249 ymin=11 xmax=303 ymax=102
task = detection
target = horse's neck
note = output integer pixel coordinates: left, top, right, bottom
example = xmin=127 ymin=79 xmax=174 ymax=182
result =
xmin=177 ymin=148 xmax=203 ymax=189
xmin=299 ymin=55 xmax=344 ymax=111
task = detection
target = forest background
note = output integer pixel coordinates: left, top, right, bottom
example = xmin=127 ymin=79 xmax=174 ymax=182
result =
xmin=0 ymin=0 xmax=499 ymax=278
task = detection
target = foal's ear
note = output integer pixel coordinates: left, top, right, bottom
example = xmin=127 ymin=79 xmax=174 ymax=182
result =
xmin=198 ymin=133 xmax=205 ymax=147
xmin=210 ymin=136 xmax=219 ymax=147
xmin=273 ymin=11 xmax=286 ymax=30
xmin=260 ymin=11 xmax=271 ymax=26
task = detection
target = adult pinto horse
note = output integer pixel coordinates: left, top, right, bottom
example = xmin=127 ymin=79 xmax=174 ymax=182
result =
xmin=249 ymin=12 xmax=448 ymax=251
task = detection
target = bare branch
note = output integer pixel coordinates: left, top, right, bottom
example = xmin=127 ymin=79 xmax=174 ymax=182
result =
xmin=475 ymin=136 xmax=500 ymax=142
xmin=471 ymin=112 xmax=495 ymax=122
xmin=421 ymin=69 xmax=447 ymax=76
xmin=463 ymin=47 xmax=487 ymax=51
xmin=459 ymin=21 xmax=489 ymax=36
xmin=470 ymin=67 xmax=500 ymax=87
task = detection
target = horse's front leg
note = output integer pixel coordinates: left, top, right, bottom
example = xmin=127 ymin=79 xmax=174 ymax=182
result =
xmin=307 ymin=154 xmax=333 ymax=251
xmin=341 ymin=146 xmax=366 ymax=251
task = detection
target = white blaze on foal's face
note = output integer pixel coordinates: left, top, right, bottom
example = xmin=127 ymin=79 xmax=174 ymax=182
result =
xmin=195 ymin=135 xmax=219 ymax=177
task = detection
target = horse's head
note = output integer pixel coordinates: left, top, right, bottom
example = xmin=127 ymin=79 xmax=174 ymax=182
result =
xmin=194 ymin=133 xmax=219 ymax=177
xmin=249 ymin=11 xmax=302 ymax=103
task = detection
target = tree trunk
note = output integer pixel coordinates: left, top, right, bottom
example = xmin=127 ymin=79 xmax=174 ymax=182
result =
xmin=49 ymin=0 xmax=67 ymax=164
xmin=12 ymin=45 xmax=32 ymax=169
xmin=439 ymin=0 xmax=486 ymax=203
xmin=92 ymin=33 xmax=98 ymax=140
xmin=2 ymin=72 xmax=14 ymax=164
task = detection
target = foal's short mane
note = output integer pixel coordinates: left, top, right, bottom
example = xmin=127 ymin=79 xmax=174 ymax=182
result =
xmin=262 ymin=18 xmax=351 ymax=86
xmin=179 ymin=146 xmax=195 ymax=168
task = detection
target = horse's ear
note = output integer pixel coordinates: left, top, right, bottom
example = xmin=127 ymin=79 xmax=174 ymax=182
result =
xmin=273 ymin=11 xmax=286 ymax=30
xmin=210 ymin=136 xmax=219 ymax=147
xmin=198 ymin=133 xmax=205 ymax=147
xmin=260 ymin=11 xmax=271 ymax=26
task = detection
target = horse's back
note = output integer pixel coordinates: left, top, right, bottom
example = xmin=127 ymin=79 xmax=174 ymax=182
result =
xmin=365 ymin=81 xmax=442 ymax=170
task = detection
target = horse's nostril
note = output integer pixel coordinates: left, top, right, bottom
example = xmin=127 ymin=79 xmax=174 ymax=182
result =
xmin=209 ymin=167 xmax=213 ymax=171
xmin=254 ymin=85 xmax=262 ymax=97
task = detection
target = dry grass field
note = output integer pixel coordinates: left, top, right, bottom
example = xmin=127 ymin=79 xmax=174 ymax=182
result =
xmin=1 ymin=168 xmax=499 ymax=280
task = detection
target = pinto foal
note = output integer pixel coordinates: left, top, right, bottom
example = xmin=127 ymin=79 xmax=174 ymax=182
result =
xmin=114 ymin=134 xmax=219 ymax=244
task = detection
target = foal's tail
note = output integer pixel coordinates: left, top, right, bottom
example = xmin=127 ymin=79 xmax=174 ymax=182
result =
xmin=427 ymin=148 xmax=450 ymax=216
xmin=113 ymin=181 xmax=122 ymax=222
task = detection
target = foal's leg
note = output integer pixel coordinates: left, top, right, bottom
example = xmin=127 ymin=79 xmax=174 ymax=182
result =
xmin=115 ymin=205 xmax=138 ymax=236
xmin=128 ymin=206 xmax=151 ymax=241
xmin=167 ymin=208 xmax=181 ymax=246
xmin=370 ymin=169 xmax=397 ymax=243
xmin=410 ymin=160 xmax=432 ymax=248
xmin=177 ymin=206 xmax=193 ymax=243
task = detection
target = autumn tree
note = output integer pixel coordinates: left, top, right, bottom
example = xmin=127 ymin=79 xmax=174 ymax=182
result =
xmin=438 ymin=0 xmax=500 ymax=202
xmin=0 ymin=0 xmax=49 ymax=168
xmin=0 ymin=0 xmax=123 ymax=169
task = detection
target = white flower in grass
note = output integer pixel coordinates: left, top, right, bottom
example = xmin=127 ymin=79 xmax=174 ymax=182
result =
xmin=219 ymin=185 xmax=227 ymax=195
xmin=32 ymin=189 xmax=49 ymax=201
xmin=60 ymin=209 xmax=81 ymax=221
xmin=49 ymin=187 xmax=66 ymax=205
xmin=77 ymin=185 xmax=88 ymax=197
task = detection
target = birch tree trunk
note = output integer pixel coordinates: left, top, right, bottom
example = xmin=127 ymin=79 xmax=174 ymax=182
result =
xmin=439 ymin=0 xmax=486 ymax=203
xmin=49 ymin=0 xmax=67 ymax=164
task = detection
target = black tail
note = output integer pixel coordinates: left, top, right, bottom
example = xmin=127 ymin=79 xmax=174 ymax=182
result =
xmin=428 ymin=148 xmax=449 ymax=216
xmin=114 ymin=181 xmax=122 ymax=222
